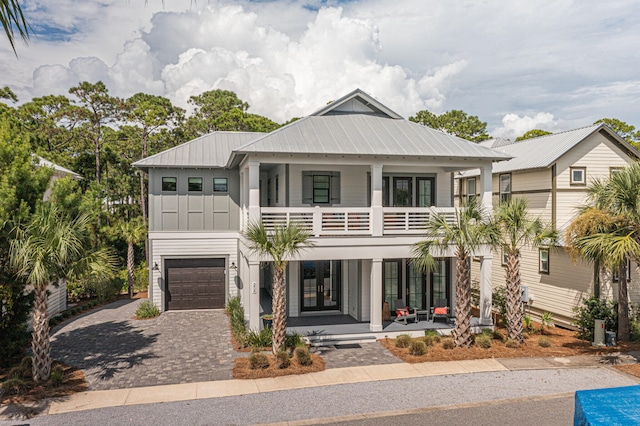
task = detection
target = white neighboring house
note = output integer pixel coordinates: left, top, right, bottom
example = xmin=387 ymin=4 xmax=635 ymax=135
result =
xmin=133 ymin=89 xmax=510 ymax=333
xmin=456 ymin=124 xmax=640 ymax=327
xmin=37 ymin=156 xmax=82 ymax=317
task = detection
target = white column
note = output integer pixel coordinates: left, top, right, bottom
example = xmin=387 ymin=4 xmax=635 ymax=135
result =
xmin=480 ymin=164 xmax=493 ymax=215
xmin=248 ymin=161 xmax=261 ymax=225
xmin=370 ymin=258 xmax=383 ymax=331
xmin=248 ymin=261 xmax=261 ymax=330
xmin=371 ymin=164 xmax=383 ymax=236
xmin=479 ymin=252 xmax=493 ymax=325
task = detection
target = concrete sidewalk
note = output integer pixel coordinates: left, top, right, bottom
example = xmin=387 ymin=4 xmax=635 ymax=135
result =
xmin=39 ymin=354 xmax=636 ymax=416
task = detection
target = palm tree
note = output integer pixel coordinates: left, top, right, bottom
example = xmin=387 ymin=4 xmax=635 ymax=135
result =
xmin=115 ymin=217 xmax=146 ymax=298
xmin=412 ymin=198 xmax=498 ymax=348
xmin=244 ymin=222 xmax=313 ymax=354
xmin=10 ymin=203 xmax=116 ymax=382
xmin=494 ymin=198 xmax=555 ymax=342
xmin=1 ymin=0 xmax=29 ymax=54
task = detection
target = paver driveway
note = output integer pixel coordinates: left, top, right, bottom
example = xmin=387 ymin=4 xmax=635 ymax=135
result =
xmin=50 ymin=299 xmax=238 ymax=390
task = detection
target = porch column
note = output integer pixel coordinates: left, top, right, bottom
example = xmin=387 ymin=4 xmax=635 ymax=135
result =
xmin=248 ymin=260 xmax=261 ymax=330
xmin=371 ymin=164 xmax=383 ymax=236
xmin=370 ymin=258 xmax=383 ymax=331
xmin=248 ymin=161 xmax=261 ymax=224
xmin=479 ymin=252 xmax=493 ymax=326
xmin=480 ymin=164 xmax=492 ymax=215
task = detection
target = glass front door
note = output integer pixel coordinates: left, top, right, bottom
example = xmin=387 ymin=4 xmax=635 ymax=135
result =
xmin=301 ymin=260 xmax=341 ymax=311
xmin=416 ymin=177 xmax=435 ymax=207
xmin=393 ymin=177 xmax=412 ymax=207
xmin=430 ymin=259 xmax=451 ymax=308
xmin=383 ymin=260 xmax=402 ymax=307
xmin=407 ymin=263 xmax=426 ymax=309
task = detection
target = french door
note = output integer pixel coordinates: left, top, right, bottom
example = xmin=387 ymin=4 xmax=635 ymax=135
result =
xmin=301 ymin=260 xmax=341 ymax=311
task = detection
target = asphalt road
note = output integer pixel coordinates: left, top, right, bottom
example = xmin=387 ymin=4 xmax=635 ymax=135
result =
xmin=2 ymin=367 xmax=636 ymax=426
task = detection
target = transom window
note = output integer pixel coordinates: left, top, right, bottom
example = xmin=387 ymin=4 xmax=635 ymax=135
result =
xmin=162 ymin=177 xmax=177 ymax=192
xmin=188 ymin=177 xmax=203 ymax=192
xmin=499 ymin=174 xmax=511 ymax=203
xmin=570 ymin=167 xmax=586 ymax=185
xmin=213 ymin=177 xmax=228 ymax=192
xmin=313 ymin=175 xmax=331 ymax=204
xmin=539 ymin=248 xmax=550 ymax=274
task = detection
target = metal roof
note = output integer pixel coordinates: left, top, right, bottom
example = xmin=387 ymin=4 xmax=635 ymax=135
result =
xmin=133 ymin=131 xmax=265 ymax=170
xmin=235 ymin=114 xmax=511 ymax=161
xmin=37 ymin=156 xmax=81 ymax=179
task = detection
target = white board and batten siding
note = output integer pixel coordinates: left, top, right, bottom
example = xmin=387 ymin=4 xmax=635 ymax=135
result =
xmin=148 ymin=234 xmax=239 ymax=311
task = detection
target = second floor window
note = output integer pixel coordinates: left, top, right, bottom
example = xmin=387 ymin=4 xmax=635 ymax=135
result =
xmin=188 ymin=177 xmax=203 ymax=192
xmin=313 ymin=175 xmax=330 ymax=203
xmin=302 ymin=171 xmax=340 ymax=205
xmin=499 ymin=174 xmax=511 ymax=203
xmin=213 ymin=178 xmax=228 ymax=192
xmin=539 ymin=248 xmax=549 ymax=274
xmin=570 ymin=167 xmax=586 ymax=185
xmin=162 ymin=177 xmax=177 ymax=191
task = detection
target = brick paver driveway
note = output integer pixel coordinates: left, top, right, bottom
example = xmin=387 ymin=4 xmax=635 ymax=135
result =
xmin=50 ymin=299 xmax=238 ymax=390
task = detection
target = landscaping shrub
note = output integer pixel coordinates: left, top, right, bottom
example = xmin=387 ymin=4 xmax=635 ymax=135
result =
xmin=226 ymin=296 xmax=248 ymax=346
xmin=631 ymin=321 xmax=640 ymax=342
xmin=505 ymin=339 xmax=520 ymax=348
xmin=475 ymin=334 xmax=492 ymax=349
xmin=573 ymin=296 xmax=618 ymax=341
xmin=275 ymin=350 xmax=291 ymax=369
xmin=395 ymin=334 xmax=412 ymax=348
xmin=422 ymin=336 xmax=435 ymax=346
xmin=492 ymin=286 xmax=508 ymax=326
xmin=540 ymin=311 xmax=554 ymax=334
xmin=492 ymin=330 xmax=505 ymax=341
xmin=1 ymin=378 xmax=25 ymax=395
xmin=538 ymin=336 xmax=552 ymax=348
xmin=424 ymin=330 xmax=441 ymax=343
xmin=134 ymin=301 xmax=161 ymax=319
xmin=294 ymin=347 xmax=313 ymax=366
xmin=522 ymin=314 xmax=534 ymax=333
xmin=247 ymin=328 xmax=272 ymax=349
xmin=409 ymin=340 xmax=428 ymax=356
xmin=441 ymin=338 xmax=455 ymax=350
xmin=50 ymin=364 xmax=64 ymax=387
xmin=249 ymin=352 xmax=270 ymax=369
xmin=285 ymin=332 xmax=306 ymax=349
xmin=8 ymin=356 xmax=32 ymax=380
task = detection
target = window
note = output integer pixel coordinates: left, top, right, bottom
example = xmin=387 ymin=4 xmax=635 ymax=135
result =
xmin=267 ymin=178 xmax=271 ymax=206
xmin=613 ymin=258 xmax=632 ymax=282
xmin=610 ymin=167 xmax=624 ymax=177
xmin=162 ymin=177 xmax=177 ymax=191
xmin=466 ymin=178 xmax=477 ymax=203
xmin=382 ymin=176 xmax=390 ymax=207
xmin=302 ymin=171 xmax=340 ymax=205
xmin=313 ymin=175 xmax=330 ymax=203
xmin=570 ymin=167 xmax=586 ymax=185
xmin=188 ymin=177 xmax=203 ymax=192
xmin=275 ymin=175 xmax=279 ymax=203
xmin=501 ymin=247 xmax=509 ymax=266
xmin=416 ymin=177 xmax=435 ymax=207
xmin=213 ymin=177 xmax=228 ymax=192
xmin=499 ymin=174 xmax=511 ymax=203
xmin=539 ymin=248 xmax=549 ymax=274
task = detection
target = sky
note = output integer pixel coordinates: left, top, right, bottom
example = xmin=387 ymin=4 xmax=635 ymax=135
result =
xmin=2 ymin=0 xmax=640 ymax=140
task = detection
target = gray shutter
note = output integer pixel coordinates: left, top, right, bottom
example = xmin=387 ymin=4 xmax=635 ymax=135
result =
xmin=330 ymin=171 xmax=341 ymax=205
xmin=302 ymin=171 xmax=313 ymax=204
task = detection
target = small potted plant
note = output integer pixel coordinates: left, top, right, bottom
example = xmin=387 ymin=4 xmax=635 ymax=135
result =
xmin=261 ymin=314 xmax=273 ymax=328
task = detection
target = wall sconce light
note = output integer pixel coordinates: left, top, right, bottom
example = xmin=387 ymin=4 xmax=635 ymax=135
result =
xmin=152 ymin=262 xmax=159 ymax=271
xmin=230 ymin=262 xmax=237 ymax=270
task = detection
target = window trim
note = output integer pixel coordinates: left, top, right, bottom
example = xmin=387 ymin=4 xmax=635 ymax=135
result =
xmin=499 ymin=173 xmax=511 ymax=203
xmin=312 ymin=174 xmax=331 ymax=204
xmin=162 ymin=177 xmax=177 ymax=192
xmin=539 ymin=248 xmax=550 ymax=274
xmin=213 ymin=177 xmax=228 ymax=193
xmin=570 ymin=167 xmax=586 ymax=186
xmin=187 ymin=177 xmax=203 ymax=192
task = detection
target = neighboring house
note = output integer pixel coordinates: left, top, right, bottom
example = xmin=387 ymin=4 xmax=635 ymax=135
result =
xmin=456 ymin=124 xmax=640 ymax=327
xmin=38 ymin=156 xmax=82 ymax=316
xmin=133 ymin=89 xmax=509 ymax=333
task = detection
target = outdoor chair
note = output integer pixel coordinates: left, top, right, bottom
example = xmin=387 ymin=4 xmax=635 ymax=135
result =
xmin=431 ymin=298 xmax=449 ymax=323
xmin=393 ymin=299 xmax=418 ymax=325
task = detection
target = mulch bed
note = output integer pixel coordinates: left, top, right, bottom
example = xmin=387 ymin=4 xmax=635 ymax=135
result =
xmin=381 ymin=325 xmax=640 ymax=363
xmin=233 ymin=354 xmax=325 ymax=379
xmin=0 ymin=362 xmax=87 ymax=405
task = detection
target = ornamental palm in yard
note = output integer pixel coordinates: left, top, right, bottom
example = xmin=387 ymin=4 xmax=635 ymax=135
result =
xmin=114 ymin=217 xmax=146 ymax=298
xmin=412 ymin=198 xmax=498 ymax=348
xmin=245 ymin=222 xmax=313 ymax=354
xmin=10 ymin=203 xmax=116 ymax=382
xmin=494 ymin=198 xmax=555 ymax=342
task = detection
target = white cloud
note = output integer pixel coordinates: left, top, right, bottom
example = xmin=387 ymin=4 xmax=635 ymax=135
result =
xmin=491 ymin=112 xmax=559 ymax=140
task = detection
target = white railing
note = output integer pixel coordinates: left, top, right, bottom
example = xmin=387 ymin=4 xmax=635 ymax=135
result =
xmin=260 ymin=206 xmax=458 ymax=237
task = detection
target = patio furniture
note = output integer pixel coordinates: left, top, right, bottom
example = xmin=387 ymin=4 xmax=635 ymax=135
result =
xmin=416 ymin=307 xmax=430 ymax=321
xmin=432 ymin=298 xmax=449 ymax=323
xmin=393 ymin=299 xmax=418 ymax=325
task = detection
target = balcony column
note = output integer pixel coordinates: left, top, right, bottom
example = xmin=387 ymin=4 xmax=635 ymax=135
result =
xmin=248 ymin=161 xmax=261 ymax=225
xmin=248 ymin=260 xmax=261 ymax=330
xmin=371 ymin=163 xmax=383 ymax=236
xmin=479 ymin=252 xmax=493 ymax=326
xmin=370 ymin=258 xmax=383 ymax=331
xmin=480 ymin=164 xmax=492 ymax=216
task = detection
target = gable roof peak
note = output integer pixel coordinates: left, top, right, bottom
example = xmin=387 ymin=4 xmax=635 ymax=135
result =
xmin=309 ymin=88 xmax=404 ymax=119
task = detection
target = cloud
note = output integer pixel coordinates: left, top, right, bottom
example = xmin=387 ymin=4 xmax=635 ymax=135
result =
xmin=491 ymin=112 xmax=559 ymax=140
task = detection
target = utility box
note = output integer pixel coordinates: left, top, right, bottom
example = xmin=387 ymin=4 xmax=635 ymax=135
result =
xmin=521 ymin=286 xmax=529 ymax=303
xmin=606 ymin=331 xmax=617 ymax=347
xmin=593 ymin=319 xmax=605 ymax=346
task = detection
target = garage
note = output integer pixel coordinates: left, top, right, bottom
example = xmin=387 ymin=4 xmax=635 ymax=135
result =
xmin=165 ymin=258 xmax=226 ymax=310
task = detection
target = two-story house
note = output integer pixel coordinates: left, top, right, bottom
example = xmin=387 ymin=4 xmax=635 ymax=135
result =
xmin=134 ymin=89 xmax=509 ymax=335
xmin=456 ymin=125 xmax=640 ymax=327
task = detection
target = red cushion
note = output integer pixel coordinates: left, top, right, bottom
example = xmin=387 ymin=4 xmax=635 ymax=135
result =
xmin=434 ymin=307 xmax=448 ymax=315
xmin=396 ymin=307 xmax=409 ymax=317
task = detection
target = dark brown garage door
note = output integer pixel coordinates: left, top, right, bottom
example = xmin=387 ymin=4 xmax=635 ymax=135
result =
xmin=165 ymin=258 xmax=225 ymax=310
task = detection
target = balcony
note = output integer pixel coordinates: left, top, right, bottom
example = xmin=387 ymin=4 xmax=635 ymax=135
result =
xmin=260 ymin=207 xmax=457 ymax=237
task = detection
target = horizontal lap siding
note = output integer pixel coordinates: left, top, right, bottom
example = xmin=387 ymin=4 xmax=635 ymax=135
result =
xmin=289 ymin=164 xmax=369 ymax=207
xmin=46 ymin=282 xmax=67 ymax=317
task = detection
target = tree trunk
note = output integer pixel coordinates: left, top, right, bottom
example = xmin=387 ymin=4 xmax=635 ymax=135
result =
xmin=31 ymin=285 xmax=51 ymax=382
xmin=272 ymin=265 xmax=287 ymax=354
xmin=618 ymin=262 xmax=630 ymax=341
xmin=505 ymin=251 xmax=524 ymax=342
xmin=454 ymin=249 xmax=473 ymax=348
xmin=128 ymin=241 xmax=135 ymax=299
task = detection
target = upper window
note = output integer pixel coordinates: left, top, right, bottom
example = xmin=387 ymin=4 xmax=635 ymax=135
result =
xmin=188 ymin=177 xmax=203 ymax=192
xmin=162 ymin=177 xmax=177 ymax=191
xmin=303 ymin=171 xmax=340 ymax=205
xmin=275 ymin=175 xmax=279 ymax=203
xmin=570 ymin=167 xmax=586 ymax=185
xmin=539 ymin=248 xmax=550 ymax=274
xmin=466 ymin=178 xmax=477 ymax=203
xmin=213 ymin=177 xmax=228 ymax=192
xmin=610 ymin=167 xmax=624 ymax=177
xmin=501 ymin=247 xmax=509 ymax=266
xmin=313 ymin=175 xmax=331 ymax=203
xmin=499 ymin=174 xmax=511 ymax=203
xmin=613 ymin=258 xmax=632 ymax=283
